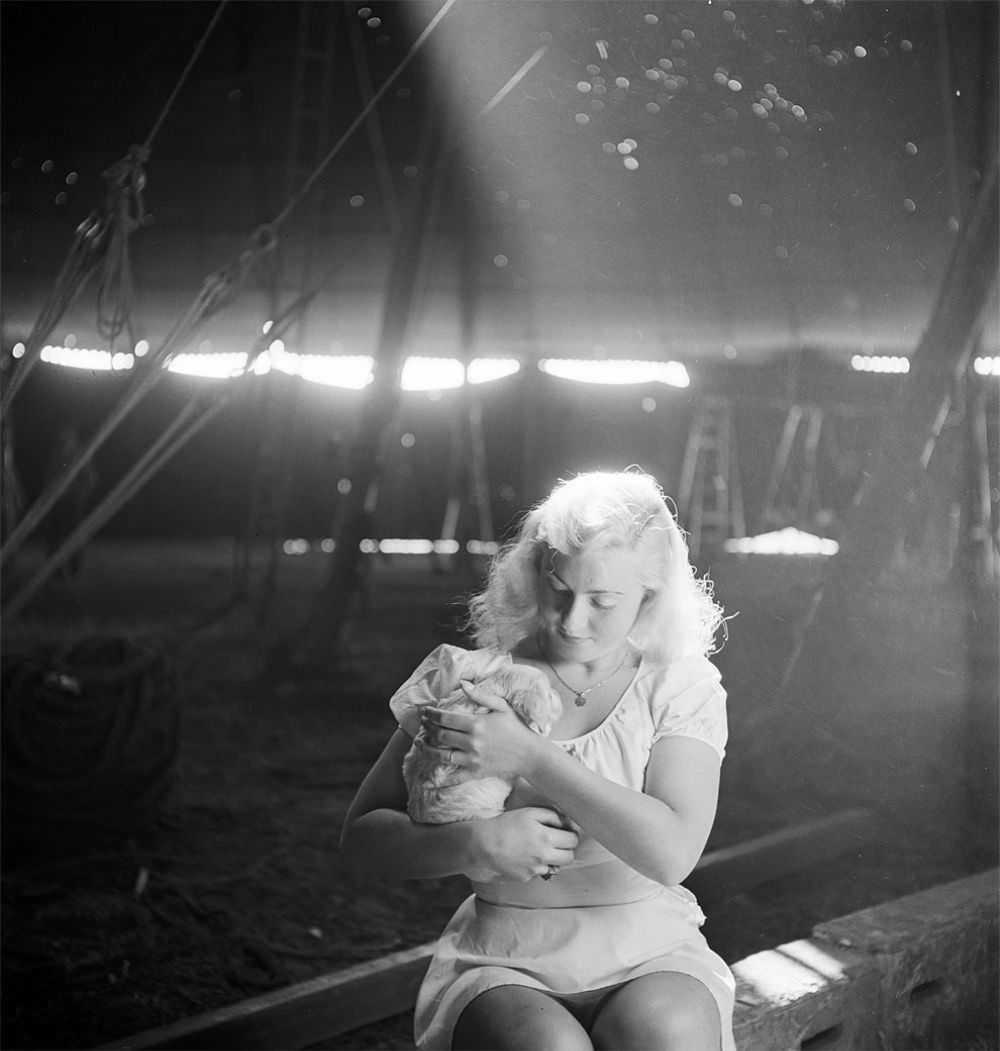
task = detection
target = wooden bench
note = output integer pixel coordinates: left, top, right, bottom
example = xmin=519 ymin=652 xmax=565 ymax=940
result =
xmin=103 ymin=808 xmax=876 ymax=1050
xmin=732 ymin=868 xmax=998 ymax=1049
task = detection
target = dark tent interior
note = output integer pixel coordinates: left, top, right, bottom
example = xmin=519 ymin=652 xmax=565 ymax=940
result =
xmin=1 ymin=2 xmax=997 ymax=1049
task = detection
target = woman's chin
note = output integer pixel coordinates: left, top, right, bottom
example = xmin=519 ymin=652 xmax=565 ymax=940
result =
xmin=548 ymin=634 xmax=593 ymax=659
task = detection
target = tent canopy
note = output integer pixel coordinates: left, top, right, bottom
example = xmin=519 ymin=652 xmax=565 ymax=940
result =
xmin=1 ymin=0 xmax=997 ymax=371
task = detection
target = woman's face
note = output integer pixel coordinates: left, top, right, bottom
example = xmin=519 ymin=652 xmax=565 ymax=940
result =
xmin=536 ymin=544 xmax=649 ymax=665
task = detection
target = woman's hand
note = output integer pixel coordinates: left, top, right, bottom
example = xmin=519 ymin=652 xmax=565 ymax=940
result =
xmin=420 ymin=681 xmax=543 ymax=782
xmin=467 ymin=807 xmax=579 ymax=882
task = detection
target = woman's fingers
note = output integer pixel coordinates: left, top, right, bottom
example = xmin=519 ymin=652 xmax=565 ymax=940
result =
xmin=519 ymin=808 xmax=580 ymax=852
xmin=459 ymin=681 xmax=510 ymax=712
xmin=551 ymin=844 xmax=577 ymax=865
xmin=421 ymin=706 xmax=473 ymax=732
xmin=523 ymin=806 xmax=574 ymax=830
xmin=420 ymin=708 xmax=470 ymax=751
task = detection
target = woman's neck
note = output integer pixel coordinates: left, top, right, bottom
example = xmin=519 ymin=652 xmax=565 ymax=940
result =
xmin=530 ymin=634 xmax=635 ymax=684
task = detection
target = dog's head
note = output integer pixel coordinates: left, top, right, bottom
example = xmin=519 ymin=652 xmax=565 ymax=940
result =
xmin=486 ymin=663 xmax=562 ymax=735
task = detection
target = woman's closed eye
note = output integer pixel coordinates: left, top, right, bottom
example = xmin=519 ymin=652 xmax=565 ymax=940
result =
xmin=546 ymin=575 xmax=619 ymax=611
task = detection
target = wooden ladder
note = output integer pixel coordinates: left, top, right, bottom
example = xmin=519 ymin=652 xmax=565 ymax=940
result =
xmin=234 ymin=1 xmax=341 ymax=601
xmin=677 ymin=396 xmax=745 ymax=560
xmin=757 ymin=403 xmax=834 ymax=535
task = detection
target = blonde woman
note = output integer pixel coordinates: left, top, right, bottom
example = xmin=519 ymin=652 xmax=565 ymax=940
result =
xmin=341 ymin=470 xmax=734 ymax=1050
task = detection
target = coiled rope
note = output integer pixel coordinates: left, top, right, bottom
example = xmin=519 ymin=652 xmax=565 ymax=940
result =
xmin=1 ymin=635 xmax=179 ymax=861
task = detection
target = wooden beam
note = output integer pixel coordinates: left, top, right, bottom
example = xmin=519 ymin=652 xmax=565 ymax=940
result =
xmin=831 ymin=159 xmax=998 ymax=592
xmin=102 ymin=940 xmax=435 ymax=1051
xmin=103 ymin=808 xmax=876 ymax=1051
xmin=686 ymin=807 xmax=875 ymax=903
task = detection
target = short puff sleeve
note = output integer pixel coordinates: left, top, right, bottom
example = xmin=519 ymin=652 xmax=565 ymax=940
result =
xmin=648 ymin=655 xmax=728 ymax=759
xmin=388 ymin=644 xmax=509 ymax=738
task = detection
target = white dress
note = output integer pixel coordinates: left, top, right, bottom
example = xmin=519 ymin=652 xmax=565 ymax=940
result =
xmin=389 ymin=645 xmax=736 ymax=1051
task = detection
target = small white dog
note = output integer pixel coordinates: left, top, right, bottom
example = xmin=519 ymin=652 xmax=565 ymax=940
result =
xmin=392 ymin=647 xmax=562 ymax=827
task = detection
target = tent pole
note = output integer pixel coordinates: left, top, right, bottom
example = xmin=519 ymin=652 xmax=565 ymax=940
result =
xmin=289 ymin=103 xmax=448 ymax=666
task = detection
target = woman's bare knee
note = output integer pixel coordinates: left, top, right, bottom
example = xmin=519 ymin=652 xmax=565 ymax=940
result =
xmin=591 ymin=972 xmax=721 ymax=1051
xmin=452 ymin=985 xmax=593 ymax=1051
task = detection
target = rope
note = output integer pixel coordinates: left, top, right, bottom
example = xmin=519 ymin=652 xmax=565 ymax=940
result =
xmin=95 ymin=144 xmax=150 ymax=345
xmin=3 ymin=395 xmax=227 ymax=619
xmin=269 ymin=0 xmax=460 ymax=233
xmin=85 ymin=0 xmax=230 ymax=344
xmin=1 ymin=0 xmax=228 ymax=419
xmin=2 ymin=0 xmax=543 ymax=588
xmin=0 ymin=214 xmax=106 ymax=413
xmin=1 ymin=636 xmax=179 ymax=856
xmin=4 ymin=264 xmax=325 ymax=616
xmin=1 ymin=0 xmax=227 ymax=412
xmin=142 ymin=0 xmax=229 ymax=151
xmin=0 ymin=222 xmax=277 ymax=571
xmin=346 ymin=1 xmax=402 ymax=240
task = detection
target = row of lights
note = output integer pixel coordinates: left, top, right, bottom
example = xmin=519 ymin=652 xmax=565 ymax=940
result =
xmin=283 ymin=531 xmax=837 ymax=558
xmin=282 ymin=537 xmax=500 ymax=556
xmin=20 ymin=340 xmax=693 ymax=390
xmin=850 ymin=355 xmax=1000 ymax=377
xmin=21 ymin=339 xmax=999 ymax=384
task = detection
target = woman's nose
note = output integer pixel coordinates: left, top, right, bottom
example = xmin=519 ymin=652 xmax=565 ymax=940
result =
xmin=561 ymin=595 xmax=589 ymax=633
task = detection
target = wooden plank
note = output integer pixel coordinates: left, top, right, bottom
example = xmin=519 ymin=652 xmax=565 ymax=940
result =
xmin=103 ymin=808 xmax=875 ymax=1050
xmin=103 ymin=940 xmax=436 ymax=1050
xmin=686 ymin=807 xmax=876 ymax=903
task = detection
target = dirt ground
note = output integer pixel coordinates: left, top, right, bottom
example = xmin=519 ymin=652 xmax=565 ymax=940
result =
xmin=1 ymin=540 xmax=995 ymax=1050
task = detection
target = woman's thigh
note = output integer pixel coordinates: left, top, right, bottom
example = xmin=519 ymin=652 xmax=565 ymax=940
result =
xmin=451 ymin=984 xmax=593 ymax=1051
xmin=590 ymin=971 xmax=722 ymax=1051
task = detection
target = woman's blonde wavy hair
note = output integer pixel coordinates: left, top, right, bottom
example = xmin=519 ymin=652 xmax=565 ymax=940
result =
xmin=466 ymin=469 xmax=724 ymax=664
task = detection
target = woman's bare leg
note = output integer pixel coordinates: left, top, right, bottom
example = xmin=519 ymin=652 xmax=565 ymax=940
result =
xmin=452 ymin=985 xmax=593 ymax=1051
xmin=590 ymin=972 xmax=722 ymax=1051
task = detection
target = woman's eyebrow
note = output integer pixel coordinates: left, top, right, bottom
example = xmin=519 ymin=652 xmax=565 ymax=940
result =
xmin=546 ymin=569 xmax=625 ymax=595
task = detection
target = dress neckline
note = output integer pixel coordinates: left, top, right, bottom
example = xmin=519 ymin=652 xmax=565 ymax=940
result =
xmin=551 ymin=657 xmax=644 ymax=745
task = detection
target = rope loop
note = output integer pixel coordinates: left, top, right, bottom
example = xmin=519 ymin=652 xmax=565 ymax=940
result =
xmin=94 ymin=144 xmax=152 ymax=344
xmin=251 ymin=222 xmax=278 ymax=254
xmin=101 ymin=144 xmax=151 ymax=232
xmin=197 ymin=227 xmax=278 ymax=319
xmin=75 ymin=210 xmax=106 ymax=245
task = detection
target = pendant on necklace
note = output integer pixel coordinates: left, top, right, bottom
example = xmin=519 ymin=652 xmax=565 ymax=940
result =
xmin=574 ymin=694 xmax=587 ymax=707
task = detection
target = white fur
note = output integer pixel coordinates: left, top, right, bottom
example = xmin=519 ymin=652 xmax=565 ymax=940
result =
xmin=402 ymin=663 xmax=562 ymax=829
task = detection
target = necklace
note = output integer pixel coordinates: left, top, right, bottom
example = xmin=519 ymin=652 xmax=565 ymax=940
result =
xmin=539 ymin=640 xmax=633 ymax=707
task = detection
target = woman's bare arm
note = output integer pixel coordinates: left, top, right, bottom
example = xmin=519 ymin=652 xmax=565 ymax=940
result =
xmin=522 ymin=733 xmax=721 ymax=886
xmin=421 ymin=692 xmax=720 ymax=886
xmin=339 ymin=729 xmax=578 ymax=881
